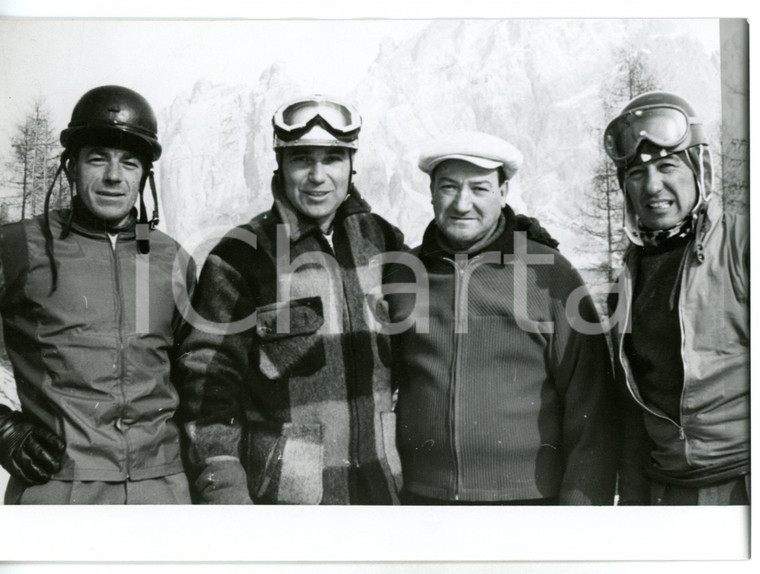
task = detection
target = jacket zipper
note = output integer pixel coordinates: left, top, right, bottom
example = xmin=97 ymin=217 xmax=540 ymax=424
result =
xmin=444 ymin=256 xmax=474 ymax=501
xmin=619 ymin=259 xmax=686 ymax=440
xmin=675 ymin=243 xmax=695 ymax=447
xmin=109 ymin=236 xmax=132 ymax=476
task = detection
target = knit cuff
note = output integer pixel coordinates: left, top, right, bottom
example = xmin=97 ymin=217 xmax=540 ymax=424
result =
xmin=186 ymin=421 xmax=242 ymax=462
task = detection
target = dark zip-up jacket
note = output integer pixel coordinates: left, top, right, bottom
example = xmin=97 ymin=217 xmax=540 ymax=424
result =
xmin=0 ymin=200 xmax=196 ymax=481
xmin=389 ymin=206 xmax=618 ymax=504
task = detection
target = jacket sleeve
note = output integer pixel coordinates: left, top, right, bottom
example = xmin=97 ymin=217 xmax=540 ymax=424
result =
xmin=616 ymin=382 xmax=654 ymax=505
xmin=171 ymin=246 xmax=198 ymax=346
xmin=551 ymin=263 xmax=619 ymax=505
xmin=175 ymin=241 xmax=257 ymax=462
xmin=377 ymin=215 xmax=409 ymax=398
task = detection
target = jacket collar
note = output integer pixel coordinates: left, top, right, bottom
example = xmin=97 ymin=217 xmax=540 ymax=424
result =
xmin=270 ymin=175 xmax=371 ymax=243
xmin=69 ymin=195 xmax=137 ymax=240
xmin=418 ymin=204 xmax=517 ymax=259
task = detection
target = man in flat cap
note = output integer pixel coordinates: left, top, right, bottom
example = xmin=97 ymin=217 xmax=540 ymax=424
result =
xmin=387 ymin=131 xmax=618 ymax=505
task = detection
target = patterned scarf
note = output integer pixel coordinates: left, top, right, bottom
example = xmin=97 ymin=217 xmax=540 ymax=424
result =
xmin=639 ymin=216 xmax=694 ymax=249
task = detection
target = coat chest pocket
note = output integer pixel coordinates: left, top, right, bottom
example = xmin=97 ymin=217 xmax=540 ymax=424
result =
xmin=256 ymin=296 xmax=326 ymax=379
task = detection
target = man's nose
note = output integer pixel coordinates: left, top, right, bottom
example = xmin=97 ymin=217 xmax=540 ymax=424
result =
xmin=453 ymin=187 xmax=473 ymax=212
xmin=643 ymin=167 xmax=664 ymax=195
xmin=308 ymin=161 xmax=327 ymax=184
xmin=104 ymin=160 xmax=123 ymax=183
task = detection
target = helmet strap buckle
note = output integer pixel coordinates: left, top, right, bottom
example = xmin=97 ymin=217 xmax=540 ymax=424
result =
xmin=136 ymin=223 xmax=150 ymax=255
xmin=136 ymin=170 xmax=160 ymax=254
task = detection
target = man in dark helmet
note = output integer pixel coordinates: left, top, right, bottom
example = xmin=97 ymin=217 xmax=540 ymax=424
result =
xmin=605 ymin=91 xmax=749 ymax=505
xmin=0 ymin=85 xmax=196 ymax=504
xmin=177 ymin=95 xmax=406 ymax=504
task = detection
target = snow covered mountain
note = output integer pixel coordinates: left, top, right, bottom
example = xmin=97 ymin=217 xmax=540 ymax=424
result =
xmin=158 ymin=20 xmax=721 ymax=275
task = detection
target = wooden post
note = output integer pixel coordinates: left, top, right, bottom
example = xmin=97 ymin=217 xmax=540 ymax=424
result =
xmin=719 ymin=19 xmax=749 ymax=211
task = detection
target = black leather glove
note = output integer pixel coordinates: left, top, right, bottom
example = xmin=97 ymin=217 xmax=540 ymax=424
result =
xmin=514 ymin=214 xmax=560 ymax=251
xmin=0 ymin=405 xmax=66 ymax=485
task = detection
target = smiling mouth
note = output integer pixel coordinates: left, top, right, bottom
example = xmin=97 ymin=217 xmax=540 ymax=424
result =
xmin=647 ymin=200 xmax=674 ymax=210
xmin=302 ymin=190 xmax=332 ymax=198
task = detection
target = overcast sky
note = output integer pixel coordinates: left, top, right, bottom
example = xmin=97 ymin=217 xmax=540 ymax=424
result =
xmin=0 ymin=19 xmax=427 ymax=164
xmin=0 ymin=17 xmax=723 ymax=164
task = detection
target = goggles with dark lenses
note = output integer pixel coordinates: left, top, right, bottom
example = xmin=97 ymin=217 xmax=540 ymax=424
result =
xmin=272 ymin=97 xmax=361 ymax=143
xmin=604 ymin=104 xmax=701 ymax=164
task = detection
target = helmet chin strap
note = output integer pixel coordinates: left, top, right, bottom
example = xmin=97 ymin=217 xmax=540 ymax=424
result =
xmin=688 ymin=145 xmax=712 ymax=264
xmin=60 ymin=151 xmax=76 ymax=240
xmin=136 ymin=167 xmax=160 ymax=255
xmin=42 ymin=154 xmax=68 ymax=294
xmin=348 ymin=152 xmax=356 ymax=194
xmin=697 ymin=145 xmax=713 ymax=205
xmin=682 ymin=144 xmax=711 ymax=221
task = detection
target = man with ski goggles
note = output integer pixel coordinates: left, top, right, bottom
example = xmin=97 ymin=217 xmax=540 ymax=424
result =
xmin=178 ymin=95 xmax=406 ymax=505
xmin=606 ymin=91 xmax=749 ymax=505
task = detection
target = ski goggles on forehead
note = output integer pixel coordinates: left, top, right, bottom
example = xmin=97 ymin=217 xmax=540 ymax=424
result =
xmin=604 ymin=105 xmax=701 ymax=163
xmin=272 ymin=98 xmax=361 ymax=143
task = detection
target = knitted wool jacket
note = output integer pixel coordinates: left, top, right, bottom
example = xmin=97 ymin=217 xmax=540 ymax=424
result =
xmin=388 ymin=206 xmax=619 ymax=504
xmin=178 ymin=183 xmax=405 ymax=504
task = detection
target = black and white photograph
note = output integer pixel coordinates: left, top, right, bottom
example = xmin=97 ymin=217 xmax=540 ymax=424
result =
xmin=0 ymin=3 xmax=753 ymax=570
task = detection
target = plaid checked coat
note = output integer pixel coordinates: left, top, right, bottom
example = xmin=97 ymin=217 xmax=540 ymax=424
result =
xmin=178 ymin=182 xmax=405 ymax=504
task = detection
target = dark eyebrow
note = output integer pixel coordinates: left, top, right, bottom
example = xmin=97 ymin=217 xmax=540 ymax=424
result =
xmin=84 ymin=147 xmax=138 ymax=160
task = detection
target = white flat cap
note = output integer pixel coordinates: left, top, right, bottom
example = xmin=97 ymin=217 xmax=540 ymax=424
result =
xmin=418 ymin=131 xmax=523 ymax=179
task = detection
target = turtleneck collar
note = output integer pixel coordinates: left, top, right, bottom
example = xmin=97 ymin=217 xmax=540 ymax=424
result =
xmin=419 ymin=204 xmax=518 ymax=259
xmin=69 ymin=195 xmax=138 ymax=239
xmin=434 ymin=213 xmax=507 ymax=256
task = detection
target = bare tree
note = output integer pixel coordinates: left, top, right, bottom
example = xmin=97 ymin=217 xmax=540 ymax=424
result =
xmin=580 ymin=154 xmax=628 ymax=285
xmin=603 ymin=47 xmax=660 ymax=116
xmin=579 ymin=47 xmax=660 ymax=300
xmin=6 ymin=99 xmax=68 ymax=221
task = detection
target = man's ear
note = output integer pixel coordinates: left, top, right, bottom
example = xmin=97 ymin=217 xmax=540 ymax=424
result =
xmin=63 ymin=150 xmax=77 ymax=184
xmin=499 ymin=181 xmax=509 ymax=207
xmin=429 ymin=178 xmax=435 ymax=204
